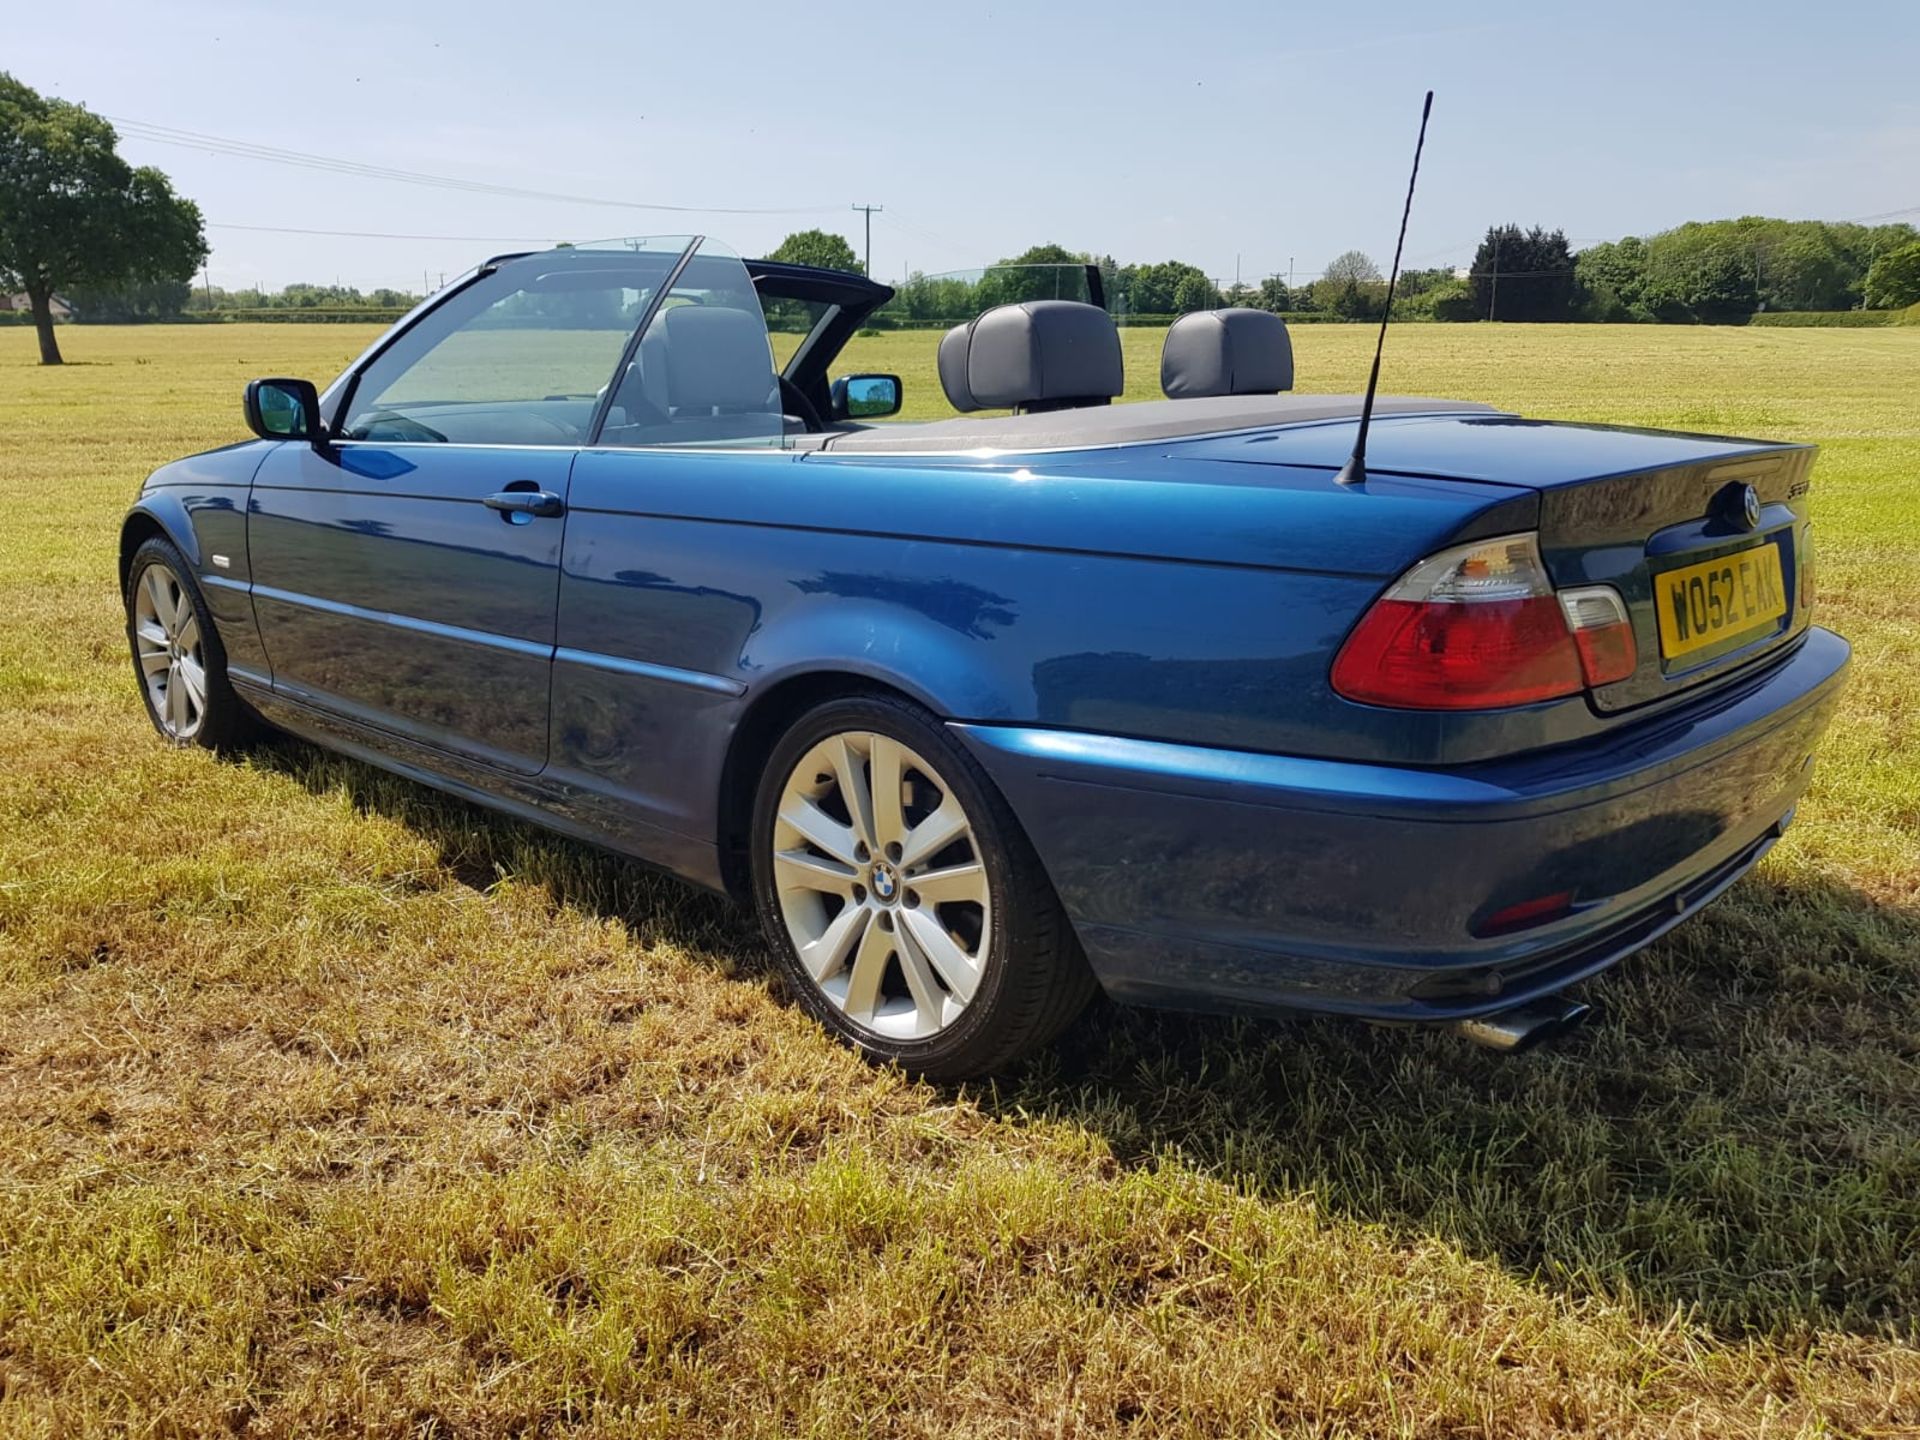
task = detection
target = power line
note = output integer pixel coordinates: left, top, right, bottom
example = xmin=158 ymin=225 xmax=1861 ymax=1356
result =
xmin=1845 ymin=204 xmax=1920 ymax=223
xmin=209 ymin=222 xmax=564 ymax=243
xmin=107 ymin=115 xmax=842 ymax=217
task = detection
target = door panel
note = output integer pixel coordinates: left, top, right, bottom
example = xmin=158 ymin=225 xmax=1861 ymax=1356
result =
xmin=248 ymin=442 xmax=572 ymax=773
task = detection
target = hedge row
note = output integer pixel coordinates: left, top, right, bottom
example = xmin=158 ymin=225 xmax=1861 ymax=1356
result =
xmin=1748 ymin=310 xmax=1896 ymax=328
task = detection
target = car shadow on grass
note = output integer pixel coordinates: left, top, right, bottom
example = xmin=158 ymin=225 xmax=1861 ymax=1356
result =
xmin=253 ymin=737 xmax=1918 ymax=1345
xmin=1001 ymin=872 xmax=1920 ymax=1344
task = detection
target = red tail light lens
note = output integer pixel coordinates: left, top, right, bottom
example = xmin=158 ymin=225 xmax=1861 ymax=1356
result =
xmin=1799 ymin=524 xmax=1814 ymax=614
xmin=1332 ymin=535 xmax=1636 ymax=710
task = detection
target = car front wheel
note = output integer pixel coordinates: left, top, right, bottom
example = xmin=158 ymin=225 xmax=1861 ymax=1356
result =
xmin=126 ymin=537 xmax=260 ymax=750
xmin=750 ymin=693 xmax=1094 ymax=1080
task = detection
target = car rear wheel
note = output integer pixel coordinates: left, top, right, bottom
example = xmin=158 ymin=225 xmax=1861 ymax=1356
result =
xmin=126 ymin=537 xmax=261 ymax=751
xmin=750 ymin=693 xmax=1095 ymax=1080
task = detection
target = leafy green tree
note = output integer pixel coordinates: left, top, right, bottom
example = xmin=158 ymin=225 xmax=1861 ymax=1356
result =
xmin=1427 ymin=281 xmax=1478 ymax=322
xmin=1642 ymin=244 xmax=1757 ymax=323
xmin=998 ymin=243 xmax=1085 ymax=269
xmin=1469 ymin=225 xmax=1576 ymax=321
xmin=1253 ymin=276 xmax=1292 ymax=313
xmin=1399 ymin=279 xmax=1475 ymax=322
xmin=977 ymin=244 xmax=1092 ymax=307
xmin=63 ymin=277 xmax=192 ymax=322
xmin=1172 ymin=272 xmax=1220 ymax=313
xmin=1755 ymin=226 xmax=1851 ymax=311
xmin=1330 ymin=278 xmax=1389 ymax=320
xmin=1573 ymin=236 xmax=1649 ymax=318
xmin=1603 ymin=218 xmax=1916 ymax=315
xmin=767 ymin=228 xmax=862 ymax=275
xmin=1392 ymin=267 xmax=1453 ymax=300
xmin=1124 ymin=260 xmax=1219 ymax=314
xmin=1864 ymin=241 xmax=1920 ymax=309
xmin=0 ymin=73 xmax=207 ymax=363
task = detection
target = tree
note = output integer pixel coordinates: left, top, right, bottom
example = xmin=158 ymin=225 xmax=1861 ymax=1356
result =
xmin=767 ymin=228 xmax=862 ymax=275
xmin=1172 ymin=272 xmax=1221 ymax=314
xmin=1468 ymin=225 xmax=1576 ymax=322
xmin=1252 ymin=276 xmax=1292 ymax=313
xmin=1330 ymin=278 xmax=1388 ymax=320
xmin=1123 ymin=260 xmax=1219 ymax=315
xmin=62 ymin=276 xmax=192 ymax=322
xmin=0 ymin=74 xmax=206 ymax=364
xmin=977 ymin=243 xmax=1092 ymax=307
xmin=1322 ymin=250 xmax=1381 ymax=286
xmin=1864 ymin=241 xmax=1920 ymax=310
xmin=1574 ymin=236 xmax=1649 ymax=318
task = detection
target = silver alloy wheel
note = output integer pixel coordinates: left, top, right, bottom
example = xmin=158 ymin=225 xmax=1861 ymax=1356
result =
xmin=771 ymin=730 xmax=992 ymax=1041
xmin=132 ymin=563 xmax=207 ymax=741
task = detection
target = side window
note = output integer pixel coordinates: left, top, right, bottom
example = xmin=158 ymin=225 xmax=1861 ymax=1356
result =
xmin=339 ymin=250 xmax=681 ymax=447
xmin=597 ymin=242 xmax=785 ymax=450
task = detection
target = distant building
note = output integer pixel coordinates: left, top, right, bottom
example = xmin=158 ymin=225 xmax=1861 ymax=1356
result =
xmin=1 ymin=292 xmax=77 ymax=319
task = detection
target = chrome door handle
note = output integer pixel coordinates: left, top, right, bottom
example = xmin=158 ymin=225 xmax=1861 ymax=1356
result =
xmin=483 ymin=489 xmax=565 ymax=519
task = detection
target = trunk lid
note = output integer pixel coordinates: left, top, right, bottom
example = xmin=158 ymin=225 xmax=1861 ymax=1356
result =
xmin=1175 ymin=413 xmax=1817 ymax=713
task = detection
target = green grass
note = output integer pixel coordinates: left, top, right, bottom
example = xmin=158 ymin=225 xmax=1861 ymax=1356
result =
xmin=2 ymin=322 xmax=1918 ymax=1436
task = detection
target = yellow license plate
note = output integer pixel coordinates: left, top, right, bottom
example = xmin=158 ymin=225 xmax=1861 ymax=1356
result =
xmin=1655 ymin=544 xmax=1787 ymax=661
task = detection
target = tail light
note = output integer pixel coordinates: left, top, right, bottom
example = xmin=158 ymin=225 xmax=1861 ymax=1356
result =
xmin=1558 ymin=586 xmax=1637 ymax=687
xmin=1799 ymin=524 xmax=1814 ymax=613
xmin=1332 ymin=534 xmax=1636 ymax=710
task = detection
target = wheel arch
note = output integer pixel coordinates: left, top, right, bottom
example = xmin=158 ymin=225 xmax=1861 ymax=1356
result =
xmin=119 ymin=501 xmax=199 ymax=595
xmin=713 ymin=606 xmax=1024 ymax=900
xmin=715 ymin=669 xmax=933 ymax=900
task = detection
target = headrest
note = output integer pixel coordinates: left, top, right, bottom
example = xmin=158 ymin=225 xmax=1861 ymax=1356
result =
xmin=937 ymin=300 xmax=1123 ymax=413
xmin=1160 ymin=308 xmax=1293 ymax=398
xmin=936 ymin=323 xmax=980 ymax=413
xmin=656 ymin=305 xmax=777 ymax=411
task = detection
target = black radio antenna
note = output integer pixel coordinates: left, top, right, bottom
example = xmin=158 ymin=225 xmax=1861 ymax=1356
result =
xmin=1336 ymin=89 xmax=1434 ymax=487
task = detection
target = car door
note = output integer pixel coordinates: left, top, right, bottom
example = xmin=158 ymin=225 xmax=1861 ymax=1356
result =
xmin=545 ymin=241 xmax=794 ymax=856
xmin=247 ymin=247 xmax=684 ymax=775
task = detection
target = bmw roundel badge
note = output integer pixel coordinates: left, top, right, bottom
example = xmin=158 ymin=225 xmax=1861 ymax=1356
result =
xmin=1716 ymin=480 xmax=1764 ymax=531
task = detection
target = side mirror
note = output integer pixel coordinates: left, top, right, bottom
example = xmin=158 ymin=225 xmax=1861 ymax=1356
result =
xmin=244 ymin=377 xmax=325 ymax=444
xmin=830 ymin=373 xmax=903 ymax=421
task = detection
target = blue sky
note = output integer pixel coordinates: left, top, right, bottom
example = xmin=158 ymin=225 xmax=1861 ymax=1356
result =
xmin=12 ymin=0 xmax=1917 ymax=291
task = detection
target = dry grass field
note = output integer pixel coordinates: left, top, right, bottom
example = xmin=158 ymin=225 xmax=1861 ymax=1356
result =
xmin=1 ymin=319 xmax=1917 ymax=1437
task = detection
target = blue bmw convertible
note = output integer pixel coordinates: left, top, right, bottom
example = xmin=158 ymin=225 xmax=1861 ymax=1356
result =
xmin=120 ymin=237 xmax=1848 ymax=1077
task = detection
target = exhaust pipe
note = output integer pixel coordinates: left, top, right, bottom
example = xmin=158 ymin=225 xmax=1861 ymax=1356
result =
xmin=1453 ymin=998 xmax=1593 ymax=1053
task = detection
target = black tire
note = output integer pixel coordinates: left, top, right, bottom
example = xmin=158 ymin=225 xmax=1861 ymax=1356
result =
xmin=125 ymin=536 xmax=263 ymax=751
xmin=749 ymin=691 xmax=1097 ymax=1080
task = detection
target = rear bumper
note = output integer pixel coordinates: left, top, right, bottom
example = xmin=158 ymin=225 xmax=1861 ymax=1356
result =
xmin=954 ymin=626 xmax=1850 ymax=1022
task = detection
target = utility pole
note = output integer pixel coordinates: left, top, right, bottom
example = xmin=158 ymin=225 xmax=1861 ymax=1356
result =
xmin=851 ymin=203 xmax=883 ymax=276
xmin=1489 ymin=232 xmax=1501 ymax=322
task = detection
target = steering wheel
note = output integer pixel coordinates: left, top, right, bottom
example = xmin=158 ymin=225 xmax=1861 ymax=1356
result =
xmin=351 ymin=410 xmax=447 ymax=444
xmin=779 ymin=376 xmax=826 ymax=433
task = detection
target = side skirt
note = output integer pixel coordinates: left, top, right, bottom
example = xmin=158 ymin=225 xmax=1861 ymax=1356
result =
xmin=235 ymin=679 xmax=732 ymax=896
